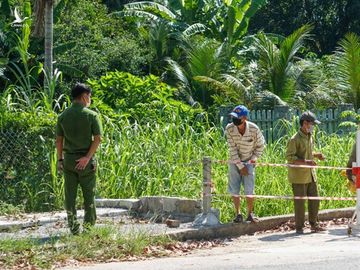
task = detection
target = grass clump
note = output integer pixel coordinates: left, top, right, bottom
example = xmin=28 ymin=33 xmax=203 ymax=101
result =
xmin=0 ymin=226 xmax=174 ymax=269
xmin=0 ymin=201 xmax=25 ymax=217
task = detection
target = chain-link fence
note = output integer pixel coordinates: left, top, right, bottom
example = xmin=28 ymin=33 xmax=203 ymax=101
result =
xmin=0 ymin=129 xmax=62 ymax=212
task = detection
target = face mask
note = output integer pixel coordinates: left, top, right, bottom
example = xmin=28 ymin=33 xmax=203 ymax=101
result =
xmin=307 ymin=125 xmax=314 ymax=134
xmin=232 ymin=118 xmax=243 ymax=126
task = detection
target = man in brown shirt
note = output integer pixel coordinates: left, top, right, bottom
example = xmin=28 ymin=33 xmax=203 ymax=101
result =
xmin=286 ymin=111 xmax=326 ymax=234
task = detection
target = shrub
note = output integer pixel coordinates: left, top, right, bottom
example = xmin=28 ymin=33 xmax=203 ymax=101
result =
xmin=88 ymin=71 xmax=204 ymax=124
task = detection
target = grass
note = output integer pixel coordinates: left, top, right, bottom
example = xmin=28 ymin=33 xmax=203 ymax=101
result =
xmin=0 ymin=226 xmax=175 ymax=269
xmin=94 ymin=117 xmax=355 ymax=222
xmin=0 ymin=109 xmax=356 ymax=223
xmin=0 ymin=201 xmax=25 ymax=217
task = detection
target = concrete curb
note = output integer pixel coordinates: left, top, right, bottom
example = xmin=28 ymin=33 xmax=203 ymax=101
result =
xmin=0 ymin=208 xmax=128 ymax=232
xmin=166 ymin=207 xmax=356 ymax=241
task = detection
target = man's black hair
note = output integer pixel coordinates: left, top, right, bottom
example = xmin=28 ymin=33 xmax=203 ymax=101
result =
xmin=71 ymin=83 xmax=92 ymax=99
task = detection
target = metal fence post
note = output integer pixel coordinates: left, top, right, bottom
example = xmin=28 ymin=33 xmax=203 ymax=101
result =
xmin=202 ymin=156 xmax=211 ymax=214
xmin=192 ymin=156 xmax=220 ymax=227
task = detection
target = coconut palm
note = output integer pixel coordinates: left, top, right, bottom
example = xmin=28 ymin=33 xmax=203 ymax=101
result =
xmin=252 ymin=24 xmax=313 ymax=101
xmin=335 ymin=33 xmax=360 ymax=109
xmin=165 ymin=37 xmax=249 ymax=107
xmin=32 ymin=0 xmax=54 ymax=87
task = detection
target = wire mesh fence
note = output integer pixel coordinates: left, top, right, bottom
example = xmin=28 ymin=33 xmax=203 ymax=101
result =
xmin=0 ymin=129 xmax=60 ymax=212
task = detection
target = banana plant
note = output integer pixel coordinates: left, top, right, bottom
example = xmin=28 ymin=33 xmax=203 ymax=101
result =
xmin=118 ymin=1 xmax=210 ymax=73
xmin=211 ymin=0 xmax=267 ymax=45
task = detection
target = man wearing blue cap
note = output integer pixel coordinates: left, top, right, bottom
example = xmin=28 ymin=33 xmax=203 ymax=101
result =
xmin=225 ymin=105 xmax=265 ymax=223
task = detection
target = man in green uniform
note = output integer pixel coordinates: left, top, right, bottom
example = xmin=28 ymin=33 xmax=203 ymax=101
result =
xmin=56 ymin=83 xmax=102 ymax=235
xmin=286 ymin=111 xmax=326 ymax=234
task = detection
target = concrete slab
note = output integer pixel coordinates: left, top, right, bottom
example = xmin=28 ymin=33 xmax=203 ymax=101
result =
xmin=0 ymin=208 xmax=128 ymax=232
xmin=95 ymin=199 xmax=140 ymax=210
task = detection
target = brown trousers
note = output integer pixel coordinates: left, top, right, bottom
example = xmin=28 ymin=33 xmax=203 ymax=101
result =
xmin=292 ymin=181 xmax=319 ymax=230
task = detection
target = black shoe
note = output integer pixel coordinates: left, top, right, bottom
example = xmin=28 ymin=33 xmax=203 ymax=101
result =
xmin=310 ymin=225 xmax=327 ymax=233
xmin=246 ymin=212 xmax=259 ymax=223
xmin=296 ymin=229 xmax=304 ymax=234
xmin=233 ymin=214 xmax=243 ymax=223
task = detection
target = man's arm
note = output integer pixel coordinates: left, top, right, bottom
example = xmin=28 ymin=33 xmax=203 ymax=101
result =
xmin=75 ymin=135 xmax=101 ymax=170
xmin=251 ymin=128 xmax=265 ymax=161
xmin=286 ymin=138 xmax=316 ymax=166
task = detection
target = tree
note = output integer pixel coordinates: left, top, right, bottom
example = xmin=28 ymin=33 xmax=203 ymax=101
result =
xmin=119 ymin=0 xmax=210 ymax=74
xmin=32 ymin=0 xmax=54 ymax=88
xmin=335 ymin=33 xmax=360 ymax=109
xmin=211 ymin=0 xmax=267 ymax=46
xmin=252 ymin=25 xmax=313 ymax=101
xmin=165 ymin=36 xmax=242 ymax=107
xmin=249 ymin=0 xmax=360 ymax=55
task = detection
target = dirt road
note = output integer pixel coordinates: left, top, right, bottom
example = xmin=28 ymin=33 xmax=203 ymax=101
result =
xmin=60 ymin=224 xmax=360 ymax=270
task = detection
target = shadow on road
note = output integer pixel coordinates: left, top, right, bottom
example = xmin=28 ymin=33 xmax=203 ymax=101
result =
xmin=257 ymin=232 xmax=302 ymax=242
xmin=325 ymin=228 xmax=360 ymax=242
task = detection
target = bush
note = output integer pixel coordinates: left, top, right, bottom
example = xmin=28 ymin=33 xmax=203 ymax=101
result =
xmin=88 ymin=71 xmax=204 ymax=124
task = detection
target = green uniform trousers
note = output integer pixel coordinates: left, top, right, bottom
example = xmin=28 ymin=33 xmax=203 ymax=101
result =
xmin=64 ymin=153 xmax=96 ymax=234
xmin=292 ymin=181 xmax=319 ymax=231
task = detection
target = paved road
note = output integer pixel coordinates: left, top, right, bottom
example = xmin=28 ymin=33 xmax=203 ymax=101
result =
xmin=61 ymin=225 xmax=360 ymax=270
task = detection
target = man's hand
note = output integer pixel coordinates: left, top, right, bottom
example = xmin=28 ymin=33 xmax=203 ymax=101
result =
xmin=91 ymin=159 xmax=97 ymax=171
xmin=346 ymin=169 xmax=354 ymax=182
xmin=240 ymin=166 xmax=249 ymax=176
xmin=314 ymin=153 xmax=325 ymax=161
xmin=57 ymin=160 xmax=63 ymax=173
xmin=75 ymin=156 xmax=90 ymax=170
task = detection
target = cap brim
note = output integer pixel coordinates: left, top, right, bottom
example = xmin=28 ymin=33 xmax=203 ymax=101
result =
xmin=314 ymin=120 xmax=321 ymax=125
xmin=229 ymin=112 xmax=239 ymax=118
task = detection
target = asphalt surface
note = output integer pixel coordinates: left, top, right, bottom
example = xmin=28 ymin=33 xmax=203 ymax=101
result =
xmin=61 ymin=224 xmax=360 ymax=270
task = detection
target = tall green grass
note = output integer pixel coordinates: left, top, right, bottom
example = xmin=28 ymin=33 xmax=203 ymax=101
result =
xmin=96 ymin=116 xmax=355 ymax=222
xmin=0 ymin=100 xmax=355 ymax=221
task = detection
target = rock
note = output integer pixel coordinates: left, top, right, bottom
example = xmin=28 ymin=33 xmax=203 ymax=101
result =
xmin=166 ymin=219 xmax=181 ymax=228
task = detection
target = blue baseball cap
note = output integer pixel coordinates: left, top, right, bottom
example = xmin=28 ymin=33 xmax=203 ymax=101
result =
xmin=229 ymin=105 xmax=249 ymax=118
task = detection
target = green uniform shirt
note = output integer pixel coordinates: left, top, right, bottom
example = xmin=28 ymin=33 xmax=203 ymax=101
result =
xmin=286 ymin=129 xmax=316 ymax=184
xmin=56 ymin=103 xmax=103 ymax=154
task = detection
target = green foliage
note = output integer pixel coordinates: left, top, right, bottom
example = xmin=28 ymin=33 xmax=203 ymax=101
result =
xmin=218 ymin=0 xmax=267 ymax=45
xmin=253 ymin=25 xmax=313 ymax=102
xmin=54 ymin=0 xmax=152 ymax=80
xmin=335 ymin=33 xmax=360 ymax=109
xmin=0 ymin=200 xmax=25 ymax=216
xmin=0 ymin=110 xmax=60 ymax=212
xmin=250 ymin=0 xmax=360 ymax=55
xmin=88 ymin=71 xmax=203 ymax=123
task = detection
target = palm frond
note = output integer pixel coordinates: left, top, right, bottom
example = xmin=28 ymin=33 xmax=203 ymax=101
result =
xmin=254 ymin=25 xmax=312 ymax=101
xmin=166 ymin=58 xmax=191 ymax=91
xmin=182 ymin=23 xmax=207 ymax=37
xmin=334 ymin=33 xmax=360 ymax=109
xmin=117 ymin=10 xmax=161 ymax=22
xmin=193 ymin=75 xmax=229 ymax=92
xmin=123 ymin=1 xmax=177 ymax=20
